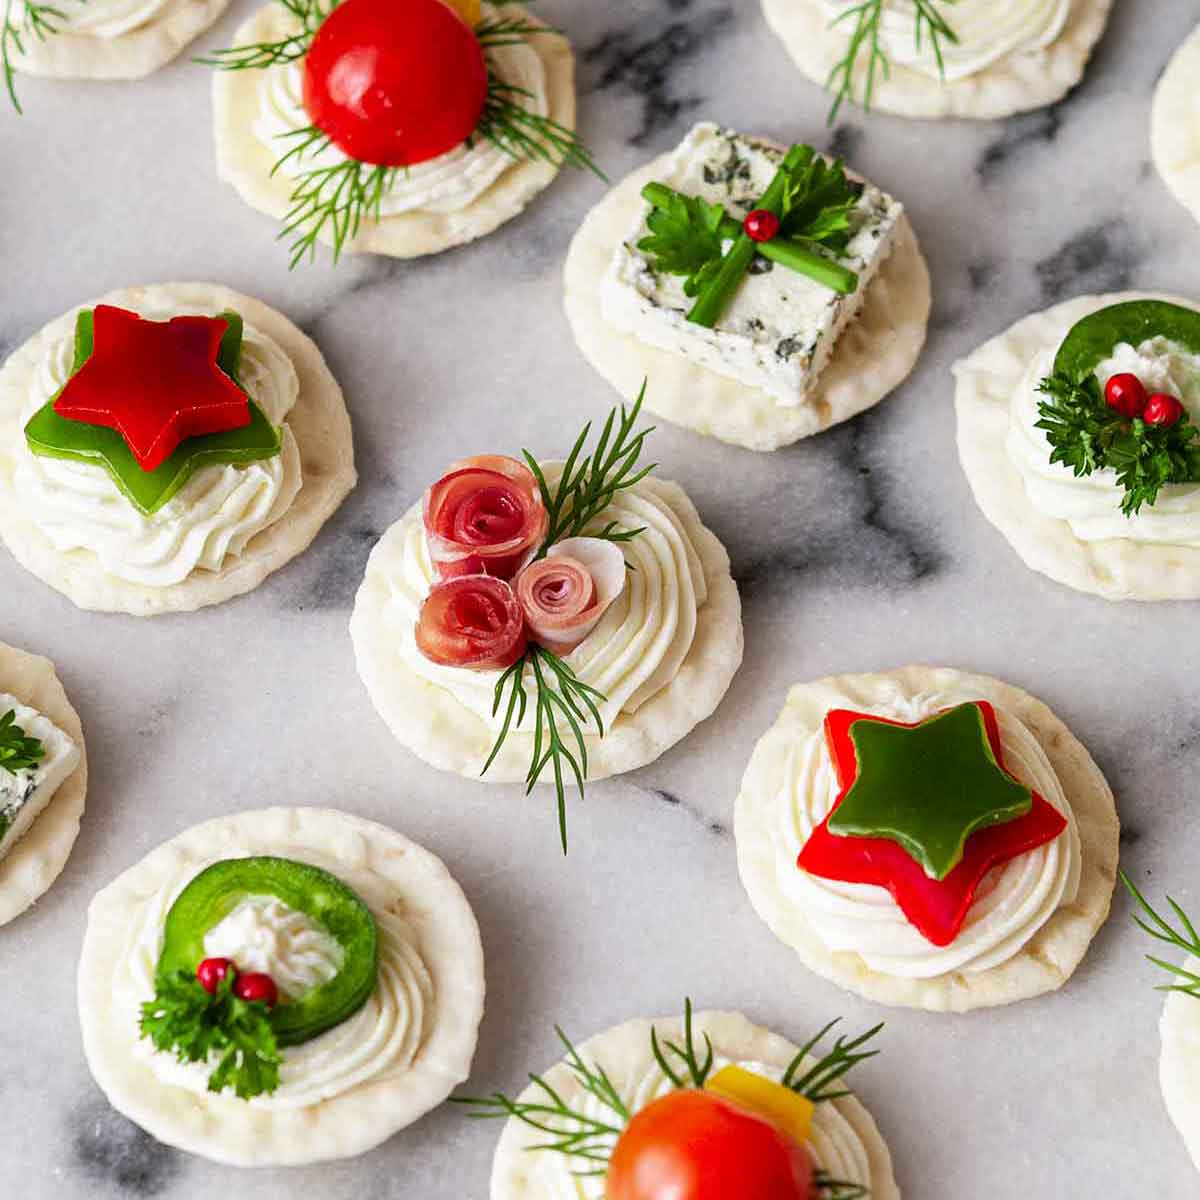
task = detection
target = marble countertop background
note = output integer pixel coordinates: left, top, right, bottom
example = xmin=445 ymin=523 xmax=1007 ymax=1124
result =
xmin=2 ymin=0 xmax=1198 ymax=1195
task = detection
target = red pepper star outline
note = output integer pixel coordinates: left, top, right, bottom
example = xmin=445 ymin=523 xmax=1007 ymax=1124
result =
xmin=53 ymin=305 xmax=250 ymax=473
xmin=796 ymin=701 xmax=1069 ymax=947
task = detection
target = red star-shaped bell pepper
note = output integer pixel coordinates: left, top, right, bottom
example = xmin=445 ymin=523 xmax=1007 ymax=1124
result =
xmin=796 ymin=702 xmax=1068 ymax=947
xmin=53 ymin=305 xmax=250 ymax=472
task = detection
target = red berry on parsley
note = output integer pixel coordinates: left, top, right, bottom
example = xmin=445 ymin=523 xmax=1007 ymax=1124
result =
xmin=196 ymin=958 xmax=236 ymax=994
xmin=233 ymin=973 xmax=279 ymax=1008
xmin=1104 ymin=372 xmax=1148 ymax=419
xmin=743 ymin=209 xmax=781 ymax=243
xmin=1143 ymin=393 xmax=1184 ymax=427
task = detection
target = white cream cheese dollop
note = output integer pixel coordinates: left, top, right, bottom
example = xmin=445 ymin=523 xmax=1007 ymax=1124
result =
xmin=123 ymin=865 xmax=434 ymax=1111
xmin=531 ymin=1054 xmax=871 ymax=1199
xmin=821 ymin=0 xmax=1070 ymax=81
xmin=255 ymin=32 xmax=548 ymax=217
xmin=1007 ymin=335 xmax=1200 ymax=546
xmin=13 ymin=0 xmax=187 ymax=39
xmin=382 ymin=472 xmax=707 ymax=731
xmin=776 ymin=688 xmax=1081 ymax=979
xmin=13 ymin=301 xmax=303 ymax=587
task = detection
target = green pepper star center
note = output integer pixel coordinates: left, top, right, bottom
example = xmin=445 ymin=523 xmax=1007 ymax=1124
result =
xmin=827 ymin=704 xmax=1034 ymax=881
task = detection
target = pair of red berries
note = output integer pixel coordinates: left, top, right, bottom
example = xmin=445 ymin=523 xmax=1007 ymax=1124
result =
xmin=1105 ymin=373 xmax=1184 ymax=427
xmin=196 ymin=957 xmax=279 ymax=1008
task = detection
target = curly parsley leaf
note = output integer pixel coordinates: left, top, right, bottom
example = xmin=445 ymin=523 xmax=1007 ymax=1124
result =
xmin=0 ymin=710 xmax=44 ymax=776
xmin=636 ymin=190 xmax=728 ymax=298
xmin=140 ymin=970 xmax=281 ymax=1100
xmin=1036 ymin=371 xmax=1200 ymax=516
xmin=778 ymin=148 xmax=861 ymax=254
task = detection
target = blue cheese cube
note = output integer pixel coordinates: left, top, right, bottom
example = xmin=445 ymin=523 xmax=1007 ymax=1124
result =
xmin=600 ymin=123 xmax=903 ymax=406
xmin=0 ymin=693 xmax=80 ymax=865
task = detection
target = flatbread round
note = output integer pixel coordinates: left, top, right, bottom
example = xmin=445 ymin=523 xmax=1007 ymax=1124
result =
xmin=351 ymin=476 xmax=743 ymax=784
xmin=735 ymin=666 xmax=1119 ymax=1012
xmin=0 ymin=281 xmax=356 ymax=616
xmin=491 ymin=1009 xmax=899 ymax=1200
xmin=954 ymin=290 xmax=1200 ymax=601
xmin=12 ymin=0 xmax=229 ymax=80
xmin=0 ymin=640 xmax=87 ymax=927
xmin=78 ymin=806 xmax=485 ymax=1167
xmin=1161 ymin=960 xmax=1200 ymax=1173
xmin=761 ymin=0 xmax=1113 ymax=121
xmin=213 ymin=2 xmax=575 ymax=260
xmin=1152 ymin=24 xmax=1200 ymax=227
xmin=563 ymin=155 xmax=930 ymax=452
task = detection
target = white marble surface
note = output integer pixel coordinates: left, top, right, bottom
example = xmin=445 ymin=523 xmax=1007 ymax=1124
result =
xmin=2 ymin=0 xmax=1198 ymax=1195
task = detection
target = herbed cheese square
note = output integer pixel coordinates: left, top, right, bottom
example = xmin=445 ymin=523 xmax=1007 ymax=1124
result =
xmin=600 ymin=123 xmax=903 ymax=407
xmin=0 ymin=692 xmax=79 ymax=865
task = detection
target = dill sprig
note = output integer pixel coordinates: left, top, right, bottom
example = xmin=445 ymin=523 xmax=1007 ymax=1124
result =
xmin=3 ymin=0 xmax=83 ymax=114
xmin=1121 ymin=870 xmax=1200 ymax=1000
xmin=197 ymin=0 xmax=327 ymax=70
xmin=783 ymin=1018 xmax=884 ymax=1102
xmin=651 ymin=998 xmax=715 ymax=1088
xmin=0 ymin=709 xmax=44 ymax=775
xmin=825 ymin=0 xmax=957 ymax=124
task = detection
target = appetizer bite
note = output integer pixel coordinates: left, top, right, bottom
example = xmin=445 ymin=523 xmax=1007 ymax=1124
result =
xmin=955 ymin=295 xmax=1200 ymax=601
xmin=736 ymin=667 xmax=1119 ymax=1011
xmin=468 ymin=1001 xmax=899 ymax=1199
xmin=761 ymin=0 xmax=1114 ymax=122
xmin=78 ymin=807 xmax=485 ymax=1166
xmin=564 ymin=123 xmax=929 ymax=451
xmin=0 ymin=282 xmax=355 ymax=614
xmin=0 ymin=639 xmax=86 ymax=927
xmin=210 ymin=0 xmax=596 ymax=265
xmin=351 ymin=390 xmax=743 ymax=849
xmin=1152 ymin=23 xmax=1200 ymax=227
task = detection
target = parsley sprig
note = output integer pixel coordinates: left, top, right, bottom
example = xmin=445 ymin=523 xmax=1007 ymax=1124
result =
xmin=139 ymin=970 xmax=281 ymax=1099
xmin=483 ymin=389 xmax=653 ymax=854
xmin=1121 ymin=871 xmax=1200 ymax=1001
xmin=825 ymin=0 xmax=958 ymax=123
xmin=459 ymin=999 xmax=880 ymax=1195
xmin=1036 ymin=371 xmax=1200 ymax=516
xmin=0 ymin=709 xmax=44 ymax=776
xmin=2 ymin=0 xmax=84 ymax=114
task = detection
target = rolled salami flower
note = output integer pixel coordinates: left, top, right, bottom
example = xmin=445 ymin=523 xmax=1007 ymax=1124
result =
xmin=423 ymin=455 xmax=549 ymax=581
xmin=415 ymin=575 xmax=527 ymax=670
xmin=515 ymin=537 xmax=628 ymax=655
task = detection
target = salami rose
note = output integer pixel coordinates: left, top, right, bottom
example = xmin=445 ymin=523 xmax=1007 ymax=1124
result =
xmin=415 ymin=575 xmax=527 ymax=670
xmin=424 ymin=455 xmax=548 ymax=580
xmin=515 ymin=538 xmax=627 ymax=655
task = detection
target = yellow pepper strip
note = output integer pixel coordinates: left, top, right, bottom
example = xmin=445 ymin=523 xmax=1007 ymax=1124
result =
xmin=705 ymin=1066 xmax=815 ymax=1146
xmin=441 ymin=0 xmax=482 ymax=25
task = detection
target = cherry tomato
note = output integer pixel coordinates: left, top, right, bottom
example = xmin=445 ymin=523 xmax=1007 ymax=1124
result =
xmin=1143 ymin=392 xmax=1184 ymax=428
xmin=233 ymin=972 xmax=279 ymax=1008
xmin=303 ymin=0 xmax=488 ymax=167
xmin=607 ymin=1090 xmax=814 ymax=1200
xmin=196 ymin=957 xmax=236 ymax=994
xmin=1104 ymin=372 xmax=1148 ymax=419
xmin=743 ymin=208 xmax=781 ymax=243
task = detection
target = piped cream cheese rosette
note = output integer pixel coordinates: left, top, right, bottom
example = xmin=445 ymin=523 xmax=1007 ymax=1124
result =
xmin=78 ymin=807 xmax=485 ymax=1167
xmin=954 ymin=292 xmax=1200 ymax=601
xmin=472 ymin=1004 xmax=899 ymax=1200
xmin=762 ymin=0 xmax=1113 ymax=121
xmin=211 ymin=0 xmax=593 ymax=265
xmin=564 ymin=122 xmax=930 ymax=451
xmin=736 ymin=667 xmax=1119 ymax=1012
xmin=1152 ymin=23 xmax=1200 ymax=228
xmin=0 ymin=640 xmax=86 ymax=928
xmin=0 ymin=282 xmax=355 ymax=615
xmin=351 ymin=391 xmax=743 ymax=848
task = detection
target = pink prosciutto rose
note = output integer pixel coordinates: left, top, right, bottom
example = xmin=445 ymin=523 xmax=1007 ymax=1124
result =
xmin=415 ymin=575 xmax=527 ymax=670
xmin=423 ymin=455 xmax=548 ymax=580
xmin=515 ymin=538 xmax=627 ymax=655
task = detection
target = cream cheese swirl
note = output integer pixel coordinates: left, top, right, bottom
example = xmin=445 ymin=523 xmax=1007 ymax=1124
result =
xmin=774 ymin=688 xmax=1081 ymax=978
xmin=383 ymin=471 xmax=707 ymax=730
xmin=121 ymin=861 xmax=434 ymax=1111
xmin=255 ymin=32 xmax=547 ymax=217
xmin=532 ymin=1054 xmax=871 ymax=1199
xmin=1007 ymin=336 xmax=1200 ymax=545
xmin=822 ymin=0 xmax=1070 ymax=81
xmin=13 ymin=300 xmax=302 ymax=587
xmin=13 ymin=0 xmax=186 ymax=38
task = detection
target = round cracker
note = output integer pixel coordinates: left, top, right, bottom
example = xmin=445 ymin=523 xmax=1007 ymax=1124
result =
xmin=735 ymin=666 xmax=1119 ymax=1013
xmin=563 ymin=155 xmax=930 ymax=452
xmin=1152 ymin=24 xmax=1200 ymax=227
xmin=761 ymin=0 xmax=1113 ymax=121
xmin=213 ymin=2 xmax=575 ymax=260
xmin=954 ymin=290 xmax=1200 ymax=602
xmin=0 ymin=281 xmax=356 ymax=616
xmin=1160 ymin=959 xmax=1200 ymax=1174
xmin=78 ymin=806 xmax=485 ymax=1167
xmin=351 ymin=477 xmax=743 ymax=785
xmin=490 ymin=1009 xmax=899 ymax=1199
xmin=0 ymin=640 xmax=87 ymax=927
xmin=12 ymin=0 xmax=230 ymax=80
